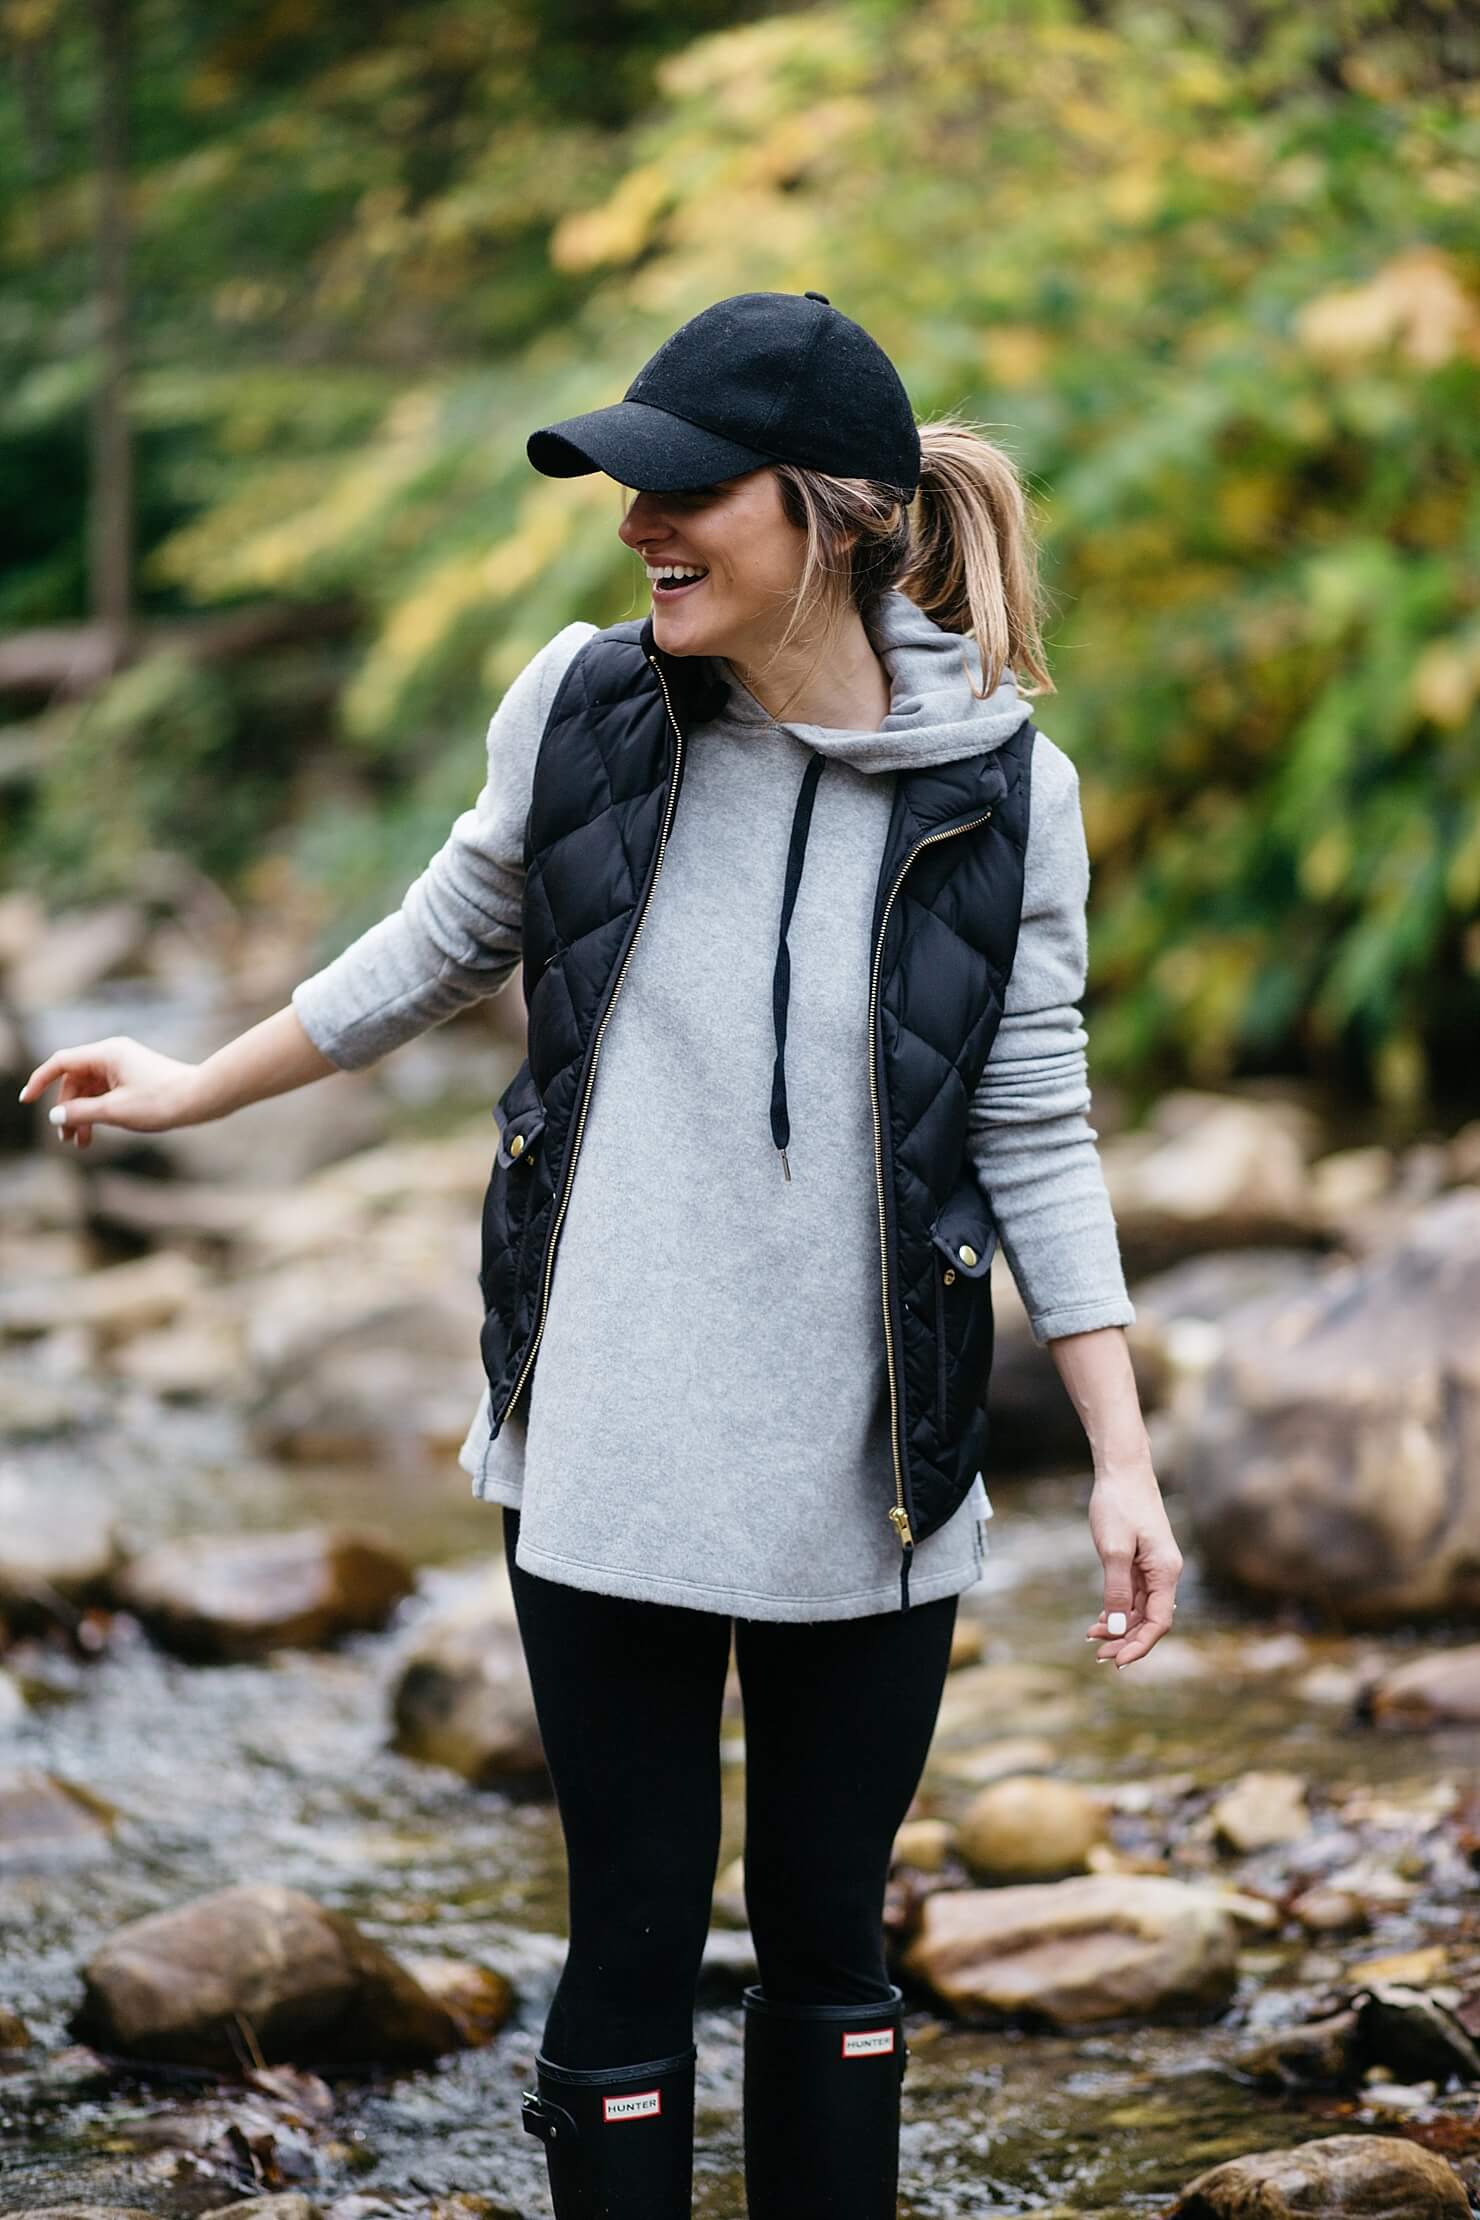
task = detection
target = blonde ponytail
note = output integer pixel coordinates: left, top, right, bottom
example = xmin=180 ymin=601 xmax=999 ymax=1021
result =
xmin=768 ymin=411 xmax=1055 ymax=703
xmin=897 ymin=416 xmax=1055 ymax=699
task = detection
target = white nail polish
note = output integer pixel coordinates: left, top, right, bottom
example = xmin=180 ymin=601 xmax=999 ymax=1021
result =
xmin=1106 ymin=1610 xmax=1127 ymax=1636
xmin=49 ymin=1105 xmax=66 ymax=1126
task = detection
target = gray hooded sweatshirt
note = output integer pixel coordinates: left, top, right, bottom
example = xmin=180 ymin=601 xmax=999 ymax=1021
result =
xmin=290 ymin=589 xmax=1136 ymax=1621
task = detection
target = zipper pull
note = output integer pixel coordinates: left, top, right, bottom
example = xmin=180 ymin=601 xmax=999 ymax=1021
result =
xmin=887 ymin=1504 xmax=914 ymax=1549
xmin=778 ymin=1146 xmax=791 ymax=1182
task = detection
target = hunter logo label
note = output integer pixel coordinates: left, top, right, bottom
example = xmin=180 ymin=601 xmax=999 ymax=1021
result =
xmin=603 ymin=2088 xmax=662 ymax=2122
xmin=841 ymin=2026 xmax=895 ymax=2059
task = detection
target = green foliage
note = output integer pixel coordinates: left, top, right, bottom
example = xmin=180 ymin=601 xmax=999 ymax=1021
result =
xmin=2 ymin=0 xmax=1477 ymax=1110
xmin=22 ymin=651 xmax=241 ymax=898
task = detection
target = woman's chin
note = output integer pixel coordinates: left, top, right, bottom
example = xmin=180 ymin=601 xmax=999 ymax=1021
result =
xmin=651 ymin=605 xmax=723 ymax=657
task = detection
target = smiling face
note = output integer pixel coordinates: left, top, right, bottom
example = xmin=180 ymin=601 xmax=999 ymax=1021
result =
xmin=616 ymin=467 xmax=815 ymax=666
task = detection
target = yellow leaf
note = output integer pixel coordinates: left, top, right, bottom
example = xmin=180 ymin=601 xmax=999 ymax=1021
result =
xmin=1411 ymin=640 xmax=1480 ymax=729
xmin=1295 ymin=246 xmax=1480 ymax=370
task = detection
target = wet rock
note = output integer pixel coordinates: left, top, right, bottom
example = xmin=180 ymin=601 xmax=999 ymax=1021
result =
xmin=389 ymin=1597 xmax=545 ymax=1787
xmin=1126 ymin=1248 xmax=1330 ymax=1412
xmin=1100 ymin=1090 xmax=1324 ymax=1266
xmin=256 ymin=1331 xmax=483 ymax=1462
xmin=8 ymin=901 xmax=151 ymax=1010
xmin=1309 ymin=1145 xmax=1398 ymax=1228
xmin=238 ymin=2062 xmax=336 ymax=2118
xmin=932 ymin=1735 xmax=1060 ymax=1786
xmin=242 ymin=1249 xmax=483 ymax=1463
xmin=304 ymin=1128 xmax=499 ymax=1211
xmin=1353 ymin=1945 xmax=1455 ymax=1988
xmin=1352 ymin=1981 xmax=1480 ymax=2088
xmin=0 ymin=1768 xmax=114 ymax=1871
xmin=0 ymin=1249 xmax=206 ymax=1338
xmin=0 ymin=1362 xmax=97 ymax=1439
xmin=893 ymin=1819 xmax=953 ymax=1873
xmin=112 ymin=1290 xmax=247 ymax=1399
xmin=949 ymin=1618 xmax=985 ymax=1668
xmin=89 ymin=1169 xmax=281 ymax=1248
xmin=966 ymin=1290 xmax=1091 ymax=1467
xmin=957 ymin=1776 xmax=1105 ymax=1882
xmin=1164 ymin=2130 xmax=1468 ymax=2214
xmin=0 ymin=1466 xmax=123 ymax=1630
xmin=901 ymin=1872 xmax=1242 ymax=2028
xmin=0 ymin=1227 xmax=94 ymax=1293
xmin=1236 ymin=1980 xmax=1480 ymax=2096
xmin=399 ymin=1955 xmax=516 ymax=2046
xmin=1211 ymin=1769 xmax=1311 ymax=1853
xmin=0 ymin=2208 xmax=161 ymax=2220
xmin=1362 ymin=1644 xmax=1480 ymax=1728
xmin=1236 ymin=1631 xmax=1314 ymax=1675
xmin=0 ymin=1157 xmax=86 ymax=1267
xmin=1290 ymin=1884 xmax=1370 ymax=1934
xmin=712 ymin=1852 xmax=747 ymax=1927
xmin=70 ymin=1881 xmax=465 ymax=2069
xmin=1174 ymin=1188 xmax=1480 ymax=1621
xmin=198 ymin=2200 xmax=323 ymax=2220
xmin=1238 ymin=2005 xmax=1362 ymax=2088
xmin=113 ymin=1527 xmax=413 ymax=1661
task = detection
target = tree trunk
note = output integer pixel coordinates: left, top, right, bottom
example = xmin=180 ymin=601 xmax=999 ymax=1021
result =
xmin=90 ymin=0 xmax=133 ymax=674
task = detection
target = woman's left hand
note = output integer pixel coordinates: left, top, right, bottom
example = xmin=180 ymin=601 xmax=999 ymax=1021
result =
xmin=1084 ymin=1463 xmax=1183 ymax=1668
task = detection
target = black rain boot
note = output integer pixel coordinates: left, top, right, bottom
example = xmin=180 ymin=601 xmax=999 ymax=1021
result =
xmin=742 ymin=1981 xmax=908 ymax=2219
xmin=520 ymin=2041 xmax=697 ymax=2218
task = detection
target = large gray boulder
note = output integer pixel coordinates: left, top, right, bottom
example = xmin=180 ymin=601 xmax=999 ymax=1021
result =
xmin=1170 ymin=1188 xmax=1480 ymax=1621
xmin=390 ymin=1588 xmax=545 ymax=1787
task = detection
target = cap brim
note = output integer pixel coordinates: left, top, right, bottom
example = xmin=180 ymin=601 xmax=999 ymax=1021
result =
xmin=526 ymin=399 xmax=775 ymax=491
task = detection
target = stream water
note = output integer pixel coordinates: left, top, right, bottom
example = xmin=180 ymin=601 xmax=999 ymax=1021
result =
xmin=2 ymin=1388 xmax=1477 ymax=2218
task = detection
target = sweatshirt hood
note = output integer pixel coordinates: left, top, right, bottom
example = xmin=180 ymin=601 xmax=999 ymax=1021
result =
xmin=677 ymin=586 xmax=1031 ymax=1185
xmin=712 ymin=585 xmax=1029 ymax=772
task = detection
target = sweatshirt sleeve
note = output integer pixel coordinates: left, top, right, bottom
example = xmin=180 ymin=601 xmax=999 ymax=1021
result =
xmin=290 ymin=621 xmax=597 ymax=1071
xmin=965 ymin=731 xmax=1136 ymax=1345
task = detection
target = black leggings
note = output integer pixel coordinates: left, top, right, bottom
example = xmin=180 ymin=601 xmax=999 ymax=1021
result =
xmin=502 ymin=1505 xmax=959 ymax=2069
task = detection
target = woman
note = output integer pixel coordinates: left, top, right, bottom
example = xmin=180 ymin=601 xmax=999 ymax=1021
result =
xmin=22 ymin=291 xmax=1183 ymax=2220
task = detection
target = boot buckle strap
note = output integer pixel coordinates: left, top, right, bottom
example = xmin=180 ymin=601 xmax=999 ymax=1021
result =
xmin=521 ymin=2087 xmax=577 ymax=2144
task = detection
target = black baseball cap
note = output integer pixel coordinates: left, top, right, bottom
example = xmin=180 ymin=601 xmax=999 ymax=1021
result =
xmin=526 ymin=290 xmax=921 ymax=498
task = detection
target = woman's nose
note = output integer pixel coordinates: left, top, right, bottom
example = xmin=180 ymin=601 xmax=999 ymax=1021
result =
xmin=619 ymin=491 xmax=668 ymax=545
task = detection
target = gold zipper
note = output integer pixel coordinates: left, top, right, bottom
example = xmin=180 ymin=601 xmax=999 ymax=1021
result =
xmin=868 ymin=806 xmax=995 ymax=1554
xmin=498 ymin=652 xmax=686 ymax=1427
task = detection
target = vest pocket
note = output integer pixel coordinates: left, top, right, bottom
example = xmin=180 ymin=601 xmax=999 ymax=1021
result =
xmin=479 ymin=1063 xmax=546 ymax=1314
xmin=929 ymin=1178 xmax=999 ymax=1446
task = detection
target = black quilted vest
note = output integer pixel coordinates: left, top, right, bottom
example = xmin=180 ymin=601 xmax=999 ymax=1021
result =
xmin=478 ymin=612 xmax=1033 ymax=1609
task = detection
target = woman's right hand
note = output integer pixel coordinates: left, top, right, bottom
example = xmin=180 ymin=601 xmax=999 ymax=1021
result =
xmin=19 ymin=1038 xmax=206 ymax=1149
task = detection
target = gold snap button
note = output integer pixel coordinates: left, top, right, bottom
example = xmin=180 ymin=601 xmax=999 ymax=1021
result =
xmin=944 ymin=1267 xmax=957 ymax=1285
xmin=510 ymin=1133 xmax=525 ymax=1158
xmin=959 ymin=1243 xmax=977 ymax=1267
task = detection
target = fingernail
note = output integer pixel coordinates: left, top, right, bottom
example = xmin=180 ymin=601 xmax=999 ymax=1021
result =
xmin=49 ymin=1105 xmax=67 ymax=1126
xmin=1106 ymin=1611 xmax=1127 ymax=1636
